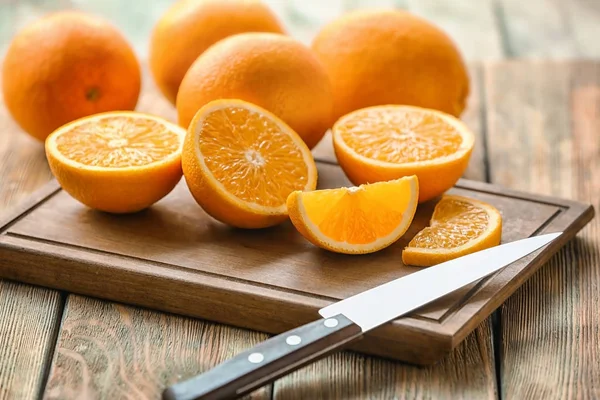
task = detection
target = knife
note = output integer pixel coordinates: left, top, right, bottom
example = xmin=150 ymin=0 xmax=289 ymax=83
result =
xmin=163 ymin=232 xmax=561 ymax=400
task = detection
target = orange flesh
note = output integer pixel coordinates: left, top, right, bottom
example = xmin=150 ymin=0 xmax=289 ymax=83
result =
xmin=199 ymin=106 xmax=310 ymax=208
xmin=301 ymin=180 xmax=413 ymax=244
xmin=409 ymin=198 xmax=489 ymax=248
xmin=56 ymin=116 xmax=180 ymax=167
xmin=337 ymin=108 xmax=464 ymax=163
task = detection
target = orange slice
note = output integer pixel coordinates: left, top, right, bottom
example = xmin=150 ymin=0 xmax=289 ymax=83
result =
xmin=45 ymin=111 xmax=186 ymax=213
xmin=402 ymin=195 xmax=502 ymax=267
xmin=182 ymin=99 xmax=318 ymax=229
xmin=287 ymin=176 xmax=418 ymax=254
xmin=332 ymin=105 xmax=475 ymax=203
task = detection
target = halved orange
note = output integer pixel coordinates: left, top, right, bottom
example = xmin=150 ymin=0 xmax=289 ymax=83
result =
xmin=45 ymin=111 xmax=186 ymax=213
xmin=182 ymin=99 xmax=318 ymax=229
xmin=287 ymin=176 xmax=418 ymax=254
xmin=402 ymin=195 xmax=502 ymax=267
xmin=332 ymin=105 xmax=475 ymax=203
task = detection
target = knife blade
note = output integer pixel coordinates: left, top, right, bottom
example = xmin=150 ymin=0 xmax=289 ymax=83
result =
xmin=163 ymin=232 xmax=561 ymax=400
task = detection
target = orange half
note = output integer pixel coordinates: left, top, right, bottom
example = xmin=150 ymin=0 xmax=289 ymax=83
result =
xmin=332 ymin=105 xmax=475 ymax=202
xmin=45 ymin=111 xmax=186 ymax=213
xmin=182 ymin=99 xmax=318 ymax=228
xmin=287 ymin=176 xmax=419 ymax=254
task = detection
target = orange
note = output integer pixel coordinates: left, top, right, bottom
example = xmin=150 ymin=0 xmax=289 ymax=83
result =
xmin=182 ymin=99 xmax=317 ymax=229
xmin=149 ymin=0 xmax=284 ymax=105
xmin=287 ymin=176 xmax=418 ymax=254
xmin=176 ymin=33 xmax=333 ymax=149
xmin=45 ymin=112 xmax=186 ymax=213
xmin=332 ymin=105 xmax=474 ymax=203
xmin=311 ymin=10 xmax=469 ymax=121
xmin=402 ymin=195 xmax=502 ymax=267
xmin=2 ymin=11 xmax=141 ymax=142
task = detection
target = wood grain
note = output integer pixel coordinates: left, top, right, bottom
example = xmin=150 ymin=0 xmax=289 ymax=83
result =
xmin=0 ymin=282 xmax=63 ymax=400
xmin=0 ymin=76 xmax=61 ymax=399
xmin=486 ymin=61 xmax=600 ymax=398
xmin=273 ymin=319 xmax=497 ymax=399
xmin=44 ymin=295 xmax=271 ymax=399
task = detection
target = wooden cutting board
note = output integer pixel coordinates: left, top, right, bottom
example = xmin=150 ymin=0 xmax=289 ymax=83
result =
xmin=0 ymin=153 xmax=593 ymax=365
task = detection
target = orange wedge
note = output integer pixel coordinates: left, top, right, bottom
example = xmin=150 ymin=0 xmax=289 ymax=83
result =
xmin=182 ymin=99 xmax=318 ymax=229
xmin=332 ymin=105 xmax=475 ymax=203
xmin=287 ymin=176 xmax=418 ymax=254
xmin=45 ymin=111 xmax=186 ymax=213
xmin=402 ymin=195 xmax=502 ymax=267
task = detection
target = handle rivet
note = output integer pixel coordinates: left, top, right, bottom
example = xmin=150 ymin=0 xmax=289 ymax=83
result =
xmin=286 ymin=335 xmax=302 ymax=346
xmin=248 ymin=353 xmax=264 ymax=363
xmin=324 ymin=318 xmax=339 ymax=328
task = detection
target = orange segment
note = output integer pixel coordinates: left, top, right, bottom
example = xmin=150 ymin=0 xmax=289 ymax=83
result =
xmin=332 ymin=105 xmax=475 ymax=202
xmin=182 ymin=99 xmax=318 ymax=228
xmin=287 ymin=176 xmax=418 ymax=254
xmin=45 ymin=111 xmax=186 ymax=213
xmin=402 ymin=195 xmax=502 ymax=267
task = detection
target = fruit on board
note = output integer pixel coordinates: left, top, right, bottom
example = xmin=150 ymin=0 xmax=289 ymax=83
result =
xmin=45 ymin=111 xmax=186 ymax=213
xmin=149 ymin=0 xmax=285 ymax=104
xmin=332 ymin=105 xmax=474 ymax=203
xmin=2 ymin=11 xmax=141 ymax=142
xmin=402 ymin=195 xmax=502 ymax=267
xmin=311 ymin=9 xmax=469 ymax=121
xmin=182 ymin=99 xmax=318 ymax=229
xmin=287 ymin=176 xmax=419 ymax=254
xmin=176 ymin=32 xmax=333 ymax=149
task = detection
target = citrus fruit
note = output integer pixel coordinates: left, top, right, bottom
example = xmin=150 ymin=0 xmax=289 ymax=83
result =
xmin=176 ymin=33 xmax=332 ymax=149
xmin=45 ymin=112 xmax=186 ymax=213
xmin=182 ymin=99 xmax=318 ymax=229
xmin=402 ymin=195 xmax=502 ymax=267
xmin=149 ymin=0 xmax=284 ymax=105
xmin=2 ymin=11 xmax=141 ymax=142
xmin=332 ymin=105 xmax=474 ymax=203
xmin=311 ymin=10 xmax=469 ymax=121
xmin=287 ymin=176 xmax=419 ymax=255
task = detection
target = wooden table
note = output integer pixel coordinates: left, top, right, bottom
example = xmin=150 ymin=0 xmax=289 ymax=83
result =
xmin=1 ymin=1 xmax=599 ymax=399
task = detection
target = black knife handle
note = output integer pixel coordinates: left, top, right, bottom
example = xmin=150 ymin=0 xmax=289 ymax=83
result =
xmin=162 ymin=314 xmax=362 ymax=400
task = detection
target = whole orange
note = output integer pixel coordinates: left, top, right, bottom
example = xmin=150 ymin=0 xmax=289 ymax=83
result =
xmin=311 ymin=10 xmax=469 ymax=121
xmin=2 ymin=11 xmax=141 ymax=142
xmin=150 ymin=0 xmax=285 ymax=105
xmin=176 ymin=33 xmax=333 ymax=149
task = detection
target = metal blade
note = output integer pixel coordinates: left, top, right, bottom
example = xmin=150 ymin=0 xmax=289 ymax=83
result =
xmin=319 ymin=232 xmax=561 ymax=332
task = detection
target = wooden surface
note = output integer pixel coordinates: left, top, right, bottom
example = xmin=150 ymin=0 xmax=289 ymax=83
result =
xmin=487 ymin=61 xmax=600 ymax=399
xmin=0 ymin=0 xmax=599 ymax=399
xmin=0 ymin=149 xmax=592 ymax=365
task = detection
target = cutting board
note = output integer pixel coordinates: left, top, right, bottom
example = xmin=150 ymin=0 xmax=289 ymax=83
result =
xmin=0 ymin=153 xmax=593 ymax=365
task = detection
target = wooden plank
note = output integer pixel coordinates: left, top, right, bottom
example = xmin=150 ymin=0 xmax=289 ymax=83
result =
xmin=0 ymin=69 xmax=62 ymax=399
xmin=486 ymin=61 xmax=600 ymax=398
xmin=0 ymin=282 xmax=63 ymax=400
xmin=496 ymin=0 xmax=580 ymax=57
xmin=273 ymin=319 xmax=497 ymax=399
xmin=44 ymin=295 xmax=271 ymax=399
xmin=407 ymin=0 xmax=504 ymax=60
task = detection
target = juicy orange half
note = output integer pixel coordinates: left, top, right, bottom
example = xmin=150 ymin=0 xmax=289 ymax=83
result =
xmin=287 ymin=176 xmax=419 ymax=254
xmin=45 ymin=111 xmax=186 ymax=213
xmin=182 ymin=99 xmax=318 ymax=229
xmin=332 ymin=105 xmax=475 ymax=203
xmin=402 ymin=195 xmax=502 ymax=267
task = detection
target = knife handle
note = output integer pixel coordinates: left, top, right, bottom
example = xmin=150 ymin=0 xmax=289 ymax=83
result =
xmin=162 ymin=314 xmax=362 ymax=400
